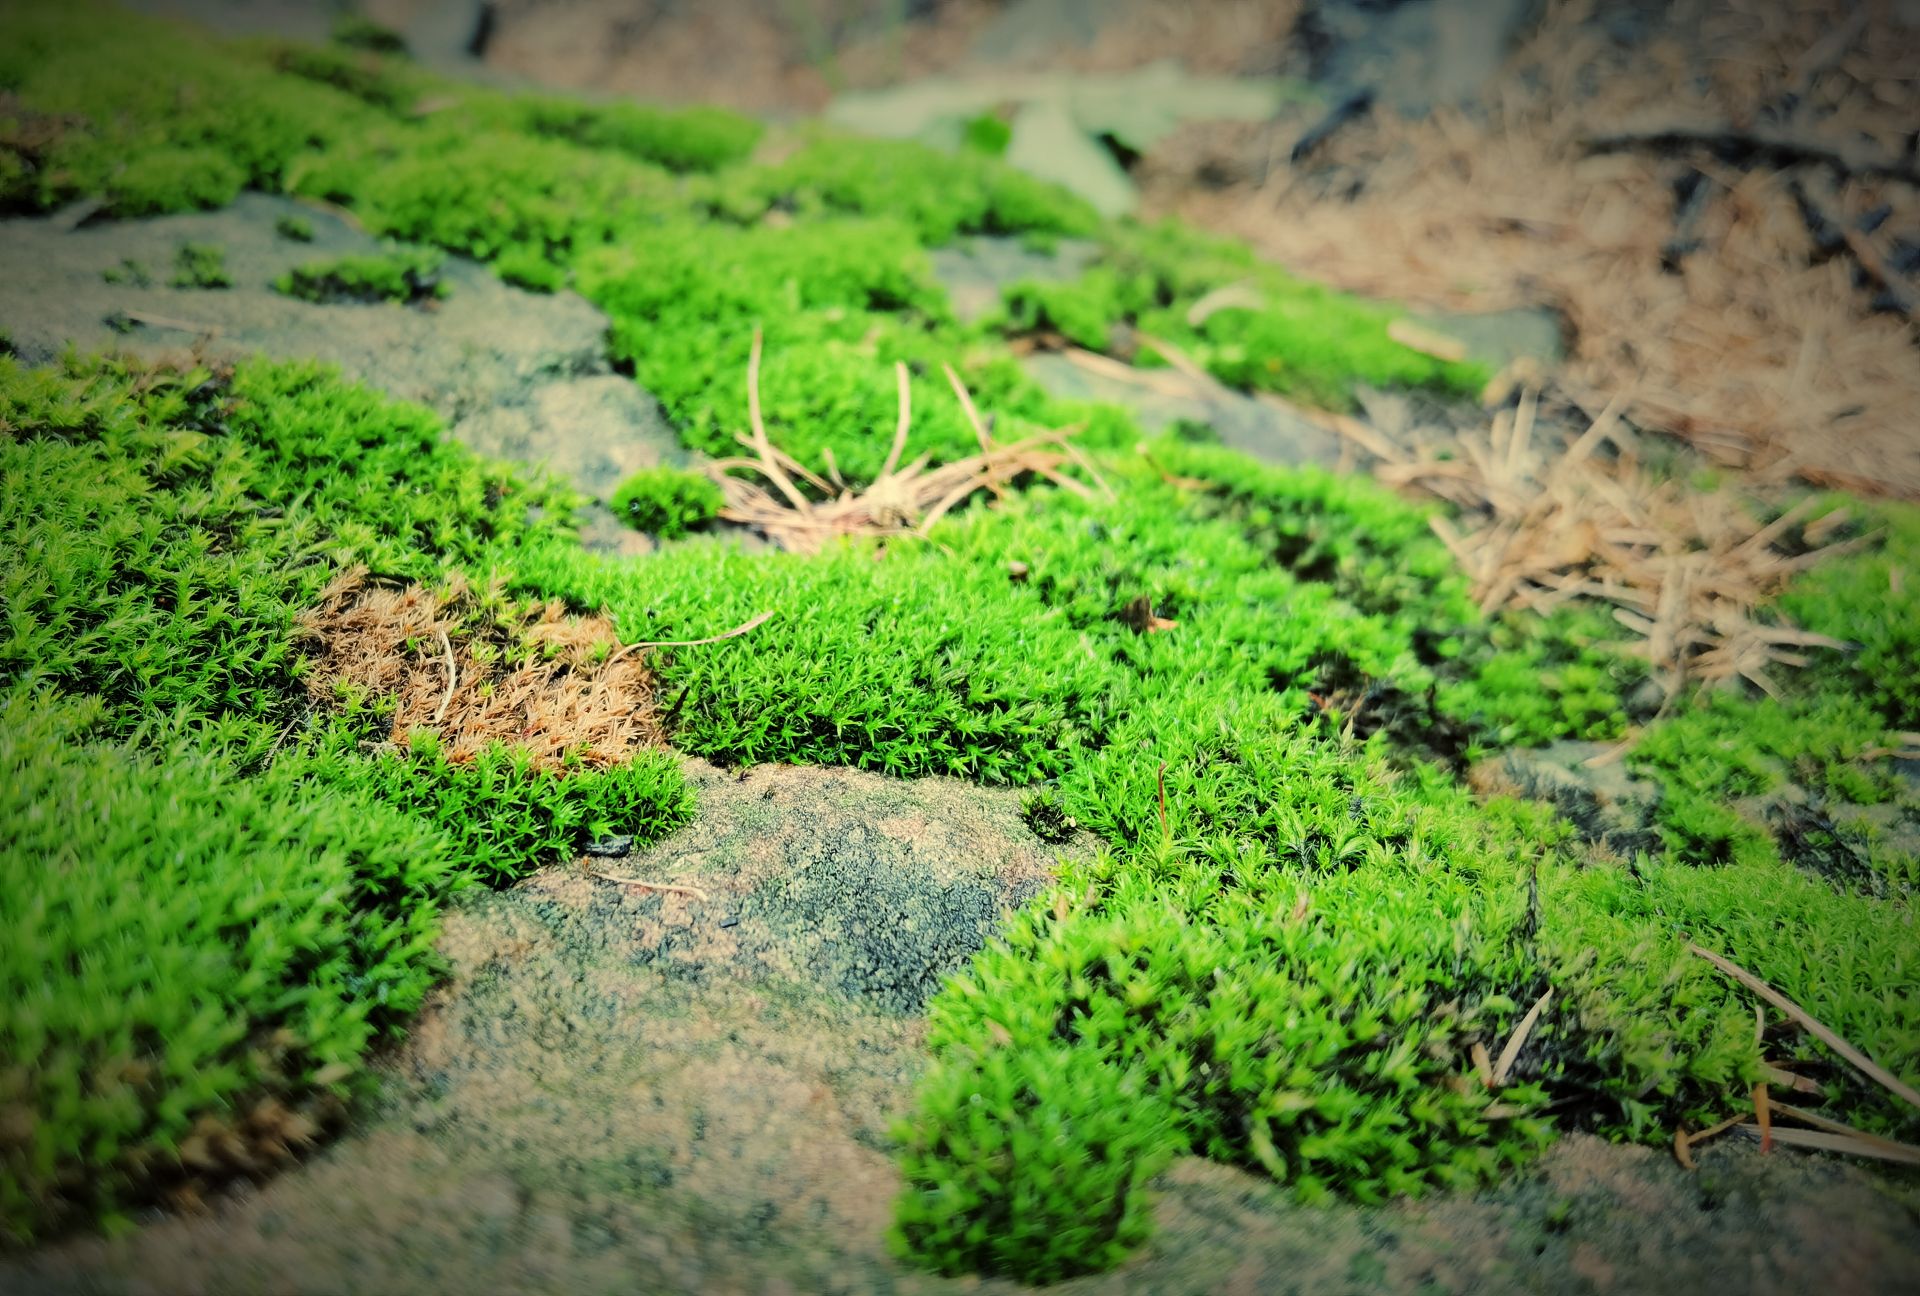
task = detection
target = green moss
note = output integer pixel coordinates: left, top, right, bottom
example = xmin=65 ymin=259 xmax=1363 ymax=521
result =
xmin=262 ymin=39 xmax=427 ymax=113
xmin=101 ymin=257 xmax=152 ymax=287
xmin=273 ymin=213 xmax=315 ymax=241
xmin=749 ymin=132 xmax=1102 ymax=244
xmin=169 ymin=241 xmax=230 ymax=288
xmin=1002 ymin=221 xmax=1490 ymax=410
xmin=330 ymin=14 xmax=408 ymax=55
xmin=1784 ymin=497 xmax=1920 ymax=730
xmin=274 ymin=247 xmax=446 ymax=304
xmin=0 ymin=3 xmax=383 ymax=215
xmin=892 ymin=1044 xmax=1179 ymax=1281
xmin=1439 ymin=606 xmax=1642 ymax=750
xmin=493 ymin=243 xmax=564 ymax=292
xmin=0 ymin=687 xmax=458 ymax=1245
xmin=286 ymin=118 xmax=688 ymax=265
xmin=610 ymin=465 xmax=724 ymax=538
xmin=287 ymin=729 xmax=694 ymax=888
xmin=8 ymin=8 xmax=1920 ymax=1281
xmin=0 ymin=354 xmax=688 ymax=1240
xmin=508 ymin=95 xmax=762 ymax=173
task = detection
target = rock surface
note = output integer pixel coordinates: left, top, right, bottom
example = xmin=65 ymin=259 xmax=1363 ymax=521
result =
xmin=0 ymin=194 xmax=681 ymax=553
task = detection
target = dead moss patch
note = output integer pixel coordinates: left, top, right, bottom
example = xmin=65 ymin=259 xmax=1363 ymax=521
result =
xmin=297 ymin=565 xmax=659 ymax=766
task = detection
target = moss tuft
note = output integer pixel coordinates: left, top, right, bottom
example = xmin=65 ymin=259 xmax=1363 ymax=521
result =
xmin=610 ymin=465 xmax=724 ymax=538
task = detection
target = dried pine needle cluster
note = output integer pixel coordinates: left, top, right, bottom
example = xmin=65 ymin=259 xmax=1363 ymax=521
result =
xmin=1358 ymin=382 xmax=1861 ymax=699
xmin=1161 ymin=0 xmax=1920 ymax=498
xmin=705 ymin=326 xmax=1108 ymax=551
xmin=297 ymin=567 xmax=660 ymax=766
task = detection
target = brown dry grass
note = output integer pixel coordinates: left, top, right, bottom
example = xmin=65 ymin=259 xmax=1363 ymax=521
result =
xmin=1362 ymin=382 xmax=1860 ymax=699
xmin=1152 ymin=0 xmax=1920 ymax=498
xmin=297 ymin=567 xmax=659 ymax=767
xmin=707 ymin=326 xmax=1107 ymax=552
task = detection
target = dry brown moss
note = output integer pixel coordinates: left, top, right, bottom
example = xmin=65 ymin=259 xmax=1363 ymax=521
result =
xmin=297 ymin=566 xmax=659 ymax=767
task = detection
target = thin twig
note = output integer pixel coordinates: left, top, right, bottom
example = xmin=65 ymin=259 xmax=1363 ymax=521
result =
xmin=746 ymin=325 xmax=813 ymax=516
xmin=585 ymin=866 xmax=709 ymax=901
xmin=1689 ymin=944 xmax=1920 ymax=1112
xmin=1733 ymin=1124 xmax=1920 ymax=1166
xmin=431 ymin=628 xmax=457 ymax=725
xmin=604 ymin=609 xmax=775 ymax=667
xmin=1492 ymin=987 xmax=1552 ymax=1087
xmin=879 ymin=361 xmax=911 ymax=481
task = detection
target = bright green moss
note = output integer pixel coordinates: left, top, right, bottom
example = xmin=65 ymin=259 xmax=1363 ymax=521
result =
xmin=274 ymin=247 xmax=446 ymax=303
xmin=287 ymin=728 xmax=694 ymax=888
xmin=1002 ymin=220 xmax=1491 ymax=410
xmin=0 ymin=356 xmax=694 ymax=1240
xmin=493 ymin=243 xmax=565 ymax=292
xmin=7 ymin=8 xmax=1920 ymax=1281
xmin=610 ymin=465 xmax=724 ymax=538
xmin=1784 ymin=498 xmax=1920 ymax=730
xmin=0 ymin=352 xmax=573 ymax=753
xmin=749 ymin=133 xmax=1102 ymax=244
xmin=0 ymin=687 xmax=458 ymax=1246
xmin=329 ymin=14 xmax=408 ymax=55
xmin=286 ymin=119 xmax=689 ymax=264
xmin=508 ymin=95 xmax=762 ymax=173
xmin=259 ymin=38 xmax=430 ymax=113
xmin=892 ymin=1043 xmax=1179 ymax=1281
xmin=0 ymin=3 xmax=383 ymax=215
xmin=1439 ymin=606 xmax=1641 ymax=750
xmin=169 ymin=241 xmax=230 ymax=288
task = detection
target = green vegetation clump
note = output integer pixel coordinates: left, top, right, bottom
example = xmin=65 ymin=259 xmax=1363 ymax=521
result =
xmin=289 ymin=730 xmax=694 ymax=888
xmin=610 ymin=465 xmax=724 ymax=538
xmin=0 ymin=688 xmax=458 ymax=1245
xmin=892 ymin=1044 xmax=1180 ymax=1281
xmin=1438 ymin=606 xmax=1641 ymax=750
xmin=169 ymin=241 xmax=230 ymax=288
xmin=0 ymin=355 xmax=691 ymax=1241
xmin=330 ymin=14 xmax=408 ymax=55
xmin=749 ymin=133 xmax=1102 ymax=244
xmin=509 ymin=95 xmax=763 ymax=173
xmin=101 ymin=257 xmax=152 ymax=287
xmin=1002 ymin=222 xmax=1490 ymax=410
xmin=1784 ymin=498 xmax=1920 ymax=731
xmin=576 ymin=217 xmax=1132 ymax=484
xmin=274 ymin=247 xmax=446 ymax=304
xmin=0 ymin=4 xmax=383 ymax=215
xmin=273 ymin=213 xmax=315 ymax=241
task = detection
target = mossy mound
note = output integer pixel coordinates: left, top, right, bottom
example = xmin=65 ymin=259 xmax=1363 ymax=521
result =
xmin=2 ymin=2 xmax=1917 ymax=1283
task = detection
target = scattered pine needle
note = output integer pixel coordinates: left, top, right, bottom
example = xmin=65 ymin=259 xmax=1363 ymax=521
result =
xmin=584 ymin=866 xmax=709 ymax=901
xmin=604 ymin=609 xmax=775 ymax=666
xmin=1688 ymin=943 xmax=1920 ymax=1113
xmin=708 ymin=329 xmax=1104 ymax=552
xmin=1733 ymin=1124 xmax=1920 ymax=1167
xmin=431 ymin=627 xmax=456 ymax=725
xmin=1673 ymin=1112 xmax=1746 ymax=1170
xmin=1492 ymin=987 xmax=1552 ymax=1087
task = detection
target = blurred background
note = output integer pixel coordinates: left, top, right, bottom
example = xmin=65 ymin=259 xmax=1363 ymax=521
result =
xmin=123 ymin=0 xmax=1920 ymax=499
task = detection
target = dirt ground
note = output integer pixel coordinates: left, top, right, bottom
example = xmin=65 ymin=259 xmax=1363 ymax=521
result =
xmin=3 ymin=758 xmax=1914 ymax=1295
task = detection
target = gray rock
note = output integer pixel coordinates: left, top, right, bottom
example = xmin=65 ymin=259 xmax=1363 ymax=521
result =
xmin=1486 ymin=740 xmax=1663 ymax=857
xmin=0 ymin=192 xmax=685 ymax=540
xmin=1021 ymin=351 xmax=1344 ymax=468
xmin=927 ymin=234 xmax=1099 ymax=325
